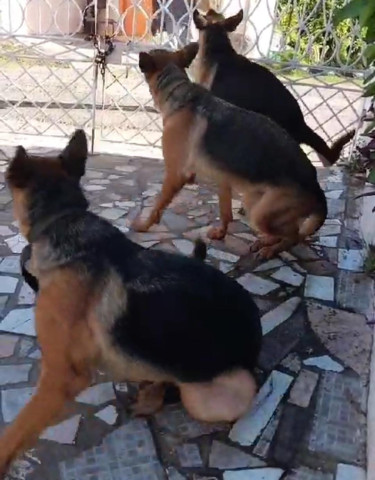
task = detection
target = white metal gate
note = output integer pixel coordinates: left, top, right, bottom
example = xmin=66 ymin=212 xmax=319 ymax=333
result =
xmin=0 ymin=0 xmax=367 ymax=158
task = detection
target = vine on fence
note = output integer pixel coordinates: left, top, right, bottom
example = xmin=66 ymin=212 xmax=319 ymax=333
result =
xmin=277 ymin=0 xmax=364 ymax=69
xmin=334 ymin=0 xmax=375 ymax=179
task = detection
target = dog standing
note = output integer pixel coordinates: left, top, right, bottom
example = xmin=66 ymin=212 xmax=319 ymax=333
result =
xmin=0 ymin=130 xmax=262 ymax=476
xmin=192 ymin=8 xmax=355 ymax=169
xmin=135 ymin=50 xmax=327 ymax=256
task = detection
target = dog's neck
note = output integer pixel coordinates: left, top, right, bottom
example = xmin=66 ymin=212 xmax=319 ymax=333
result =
xmin=199 ymin=27 xmax=235 ymax=63
xmin=154 ymin=64 xmax=193 ymax=118
xmin=27 ymin=179 xmax=89 ymax=243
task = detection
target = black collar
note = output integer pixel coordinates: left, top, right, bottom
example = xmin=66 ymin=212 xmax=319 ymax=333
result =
xmin=28 ymin=208 xmax=86 ymax=243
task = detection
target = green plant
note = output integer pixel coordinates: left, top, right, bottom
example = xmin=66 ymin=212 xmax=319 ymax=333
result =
xmin=334 ymin=0 xmax=375 ymax=182
xmin=277 ymin=0 xmax=364 ymax=69
xmin=364 ymin=244 xmax=375 ymax=274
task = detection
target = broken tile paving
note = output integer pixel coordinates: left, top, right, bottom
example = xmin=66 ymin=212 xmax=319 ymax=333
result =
xmin=0 ymin=153 xmax=372 ymax=480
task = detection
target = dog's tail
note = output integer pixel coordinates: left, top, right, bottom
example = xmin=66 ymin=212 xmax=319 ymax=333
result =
xmin=193 ymin=238 xmax=207 ymax=261
xmin=299 ymin=123 xmax=355 ymax=166
xmin=20 ymin=244 xmax=39 ymax=293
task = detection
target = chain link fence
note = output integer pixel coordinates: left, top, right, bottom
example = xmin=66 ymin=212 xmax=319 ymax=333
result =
xmin=0 ymin=0 xmax=367 ymax=158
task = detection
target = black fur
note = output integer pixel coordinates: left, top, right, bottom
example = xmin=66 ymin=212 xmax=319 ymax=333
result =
xmin=195 ymin=22 xmax=354 ymax=164
xmin=16 ymin=147 xmax=262 ymax=383
xmin=20 ymin=244 xmax=39 ymax=293
xmin=155 ymin=63 xmax=326 ymax=215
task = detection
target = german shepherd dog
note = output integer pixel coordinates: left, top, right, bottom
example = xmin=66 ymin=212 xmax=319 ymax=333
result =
xmin=192 ymin=8 xmax=355 ymax=169
xmin=1 ymin=130 xmax=262 ymax=476
xmin=135 ymin=49 xmax=327 ymax=255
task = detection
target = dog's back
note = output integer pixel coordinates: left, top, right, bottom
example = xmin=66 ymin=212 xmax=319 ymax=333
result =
xmin=159 ymin=64 xmax=323 ymax=198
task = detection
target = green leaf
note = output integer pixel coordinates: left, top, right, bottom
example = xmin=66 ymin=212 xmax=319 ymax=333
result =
xmin=364 ymin=82 xmax=375 ymax=96
xmin=365 ymin=70 xmax=375 ymax=84
xmin=367 ymin=168 xmax=375 ymax=184
xmin=365 ymin=120 xmax=375 ymax=134
xmin=334 ymin=0 xmax=369 ymax=24
xmin=365 ymin=45 xmax=375 ymax=66
xmin=365 ymin=15 xmax=375 ymax=41
xmin=359 ymin=2 xmax=375 ymax=27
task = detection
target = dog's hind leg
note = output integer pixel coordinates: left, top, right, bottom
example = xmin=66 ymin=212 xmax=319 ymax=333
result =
xmin=132 ymin=172 xmax=188 ymax=232
xmin=208 ymin=181 xmax=233 ymax=240
xmin=0 ymin=276 xmax=95 ymax=475
xmin=179 ymin=369 xmax=257 ymax=423
xmin=0 ymin=358 xmax=90 ymax=476
xmin=247 ymin=188 xmax=308 ymax=259
xmin=131 ymin=382 xmax=166 ymax=417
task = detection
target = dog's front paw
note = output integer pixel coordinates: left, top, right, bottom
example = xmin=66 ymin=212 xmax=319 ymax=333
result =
xmin=249 ymin=239 xmax=263 ymax=253
xmin=0 ymin=455 xmax=11 ymax=479
xmin=207 ymin=225 xmax=227 ymax=240
xmin=131 ymin=217 xmax=151 ymax=232
xmin=130 ymin=383 xmax=165 ymax=417
xmin=255 ymin=246 xmax=279 ymax=260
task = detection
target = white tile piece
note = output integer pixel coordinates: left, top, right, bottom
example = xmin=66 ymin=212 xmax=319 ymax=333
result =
xmin=336 ymin=464 xmax=366 ymax=480
xmin=100 ymin=208 xmax=125 ymax=221
xmin=18 ymin=282 xmax=35 ymax=305
xmin=303 ymin=355 xmax=344 ymax=372
xmin=254 ymin=259 xmax=284 ymax=272
xmin=2 ymin=387 xmax=36 ymax=422
xmin=41 ymin=415 xmax=81 ymax=444
xmin=0 ymin=308 xmax=35 ymax=336
xmin=172 ymin=239 xmax=194 ymax=256
xmin=314 ymin=236 xmax=338 ymax=248
xmin=224 ymin=468 xmax=284 ymax=480
xmin=0 ymin=226 xmax=14 ymax=236
xmin=208 ymin=248 xmax=239 ymax=263
xmin=84 ymin=185 xmax=105 ymax=191
xmin=115 ymin=200 xmax=136 ymax=209
xmin=115 ymin=165 xmax=137 ymax=173
xmin=338 ymin=249 xmax=364 ymax=272
xmin=76 ymin=382 xmax=116 ymax=406
xmin=261 ymin=297 xmax=301 ymax=335
xmin=90 ymin=179 xmax=110 ymax=185
xmin=5 ymin=234 xmax=28 ymax=254
xmin=219 ymin=262 xmax=233 ymax=274
xmin=304 ymin=275 xmax=334 ymax=301
xmin=0 ymin=276 xmax=18 ymax=294
xmin=325 ymin=190 xmax=343 ymax=199
xmin=237 ymin=273 xmax=279 ymax=296
xmin=288 ymin=369 xmax=319 ymax=407
xmin=0 ymin=256 xmax=21 ymax=274
xmin=324 ymin=219 xmax=342 ymax=225
xmin=271 ymin=266 xmax=304 ymax=287
xmin=319 ymin=224 xmax=342 ymax=236
xmin=229 ymin=371 xmax=293 ymax=446
xmin=279 ymin=251 xmax=297 ymax=262
xmin=326 ymin=169 xmax=343 ymax=183
xmin=0 ymin=364 xmax=32 ymax=385
xmin=95 ymin=405 xmax=118 ymax=425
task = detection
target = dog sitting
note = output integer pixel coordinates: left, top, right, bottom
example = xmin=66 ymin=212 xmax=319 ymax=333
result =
xmin=135 ymin=49 xmax=327 ymax=255
xmin=192 ymin=8 xmax=354 ymax=170
xmin=0 ymin=129 xmax=262 ymax=476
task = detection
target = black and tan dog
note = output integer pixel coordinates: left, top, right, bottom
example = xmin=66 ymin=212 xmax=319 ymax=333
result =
xmin=0 ymin=130 xmax=262 ymax=476
xmin=135 ymin=50 xmax=327 ymax=255
xmin=193 ymin=8 xmax=355 ymax=169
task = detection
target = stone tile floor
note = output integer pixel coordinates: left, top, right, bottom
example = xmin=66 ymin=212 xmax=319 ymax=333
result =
xmin=0 ymin=152 xmax=373 ymax=480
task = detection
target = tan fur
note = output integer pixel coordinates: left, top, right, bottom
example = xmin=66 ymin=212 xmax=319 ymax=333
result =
xmin=179 ymin=369 xmax=257 ymax=423
xmin=133 ymin=53 xmax=324 ymax=257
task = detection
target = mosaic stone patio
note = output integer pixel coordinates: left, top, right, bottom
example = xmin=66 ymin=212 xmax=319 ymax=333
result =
xmin=0 ymin=151 xmax=372 ymax=480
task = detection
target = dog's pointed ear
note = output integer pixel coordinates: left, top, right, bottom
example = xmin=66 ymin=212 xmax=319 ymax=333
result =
xmin=60 ymin=129 xmax=88 ymax=180
xmin=177 ymin=42 xmax=199 ymax=68
xmin=139 ymin=51 xmax=156 ymax=73
xmin=222 ymin=9 xmax=243 ymax=32
xmin=193 ymin=9 xmax=208 ymax=29
xmin=6 ymin=146 xmax=34 ymax=188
